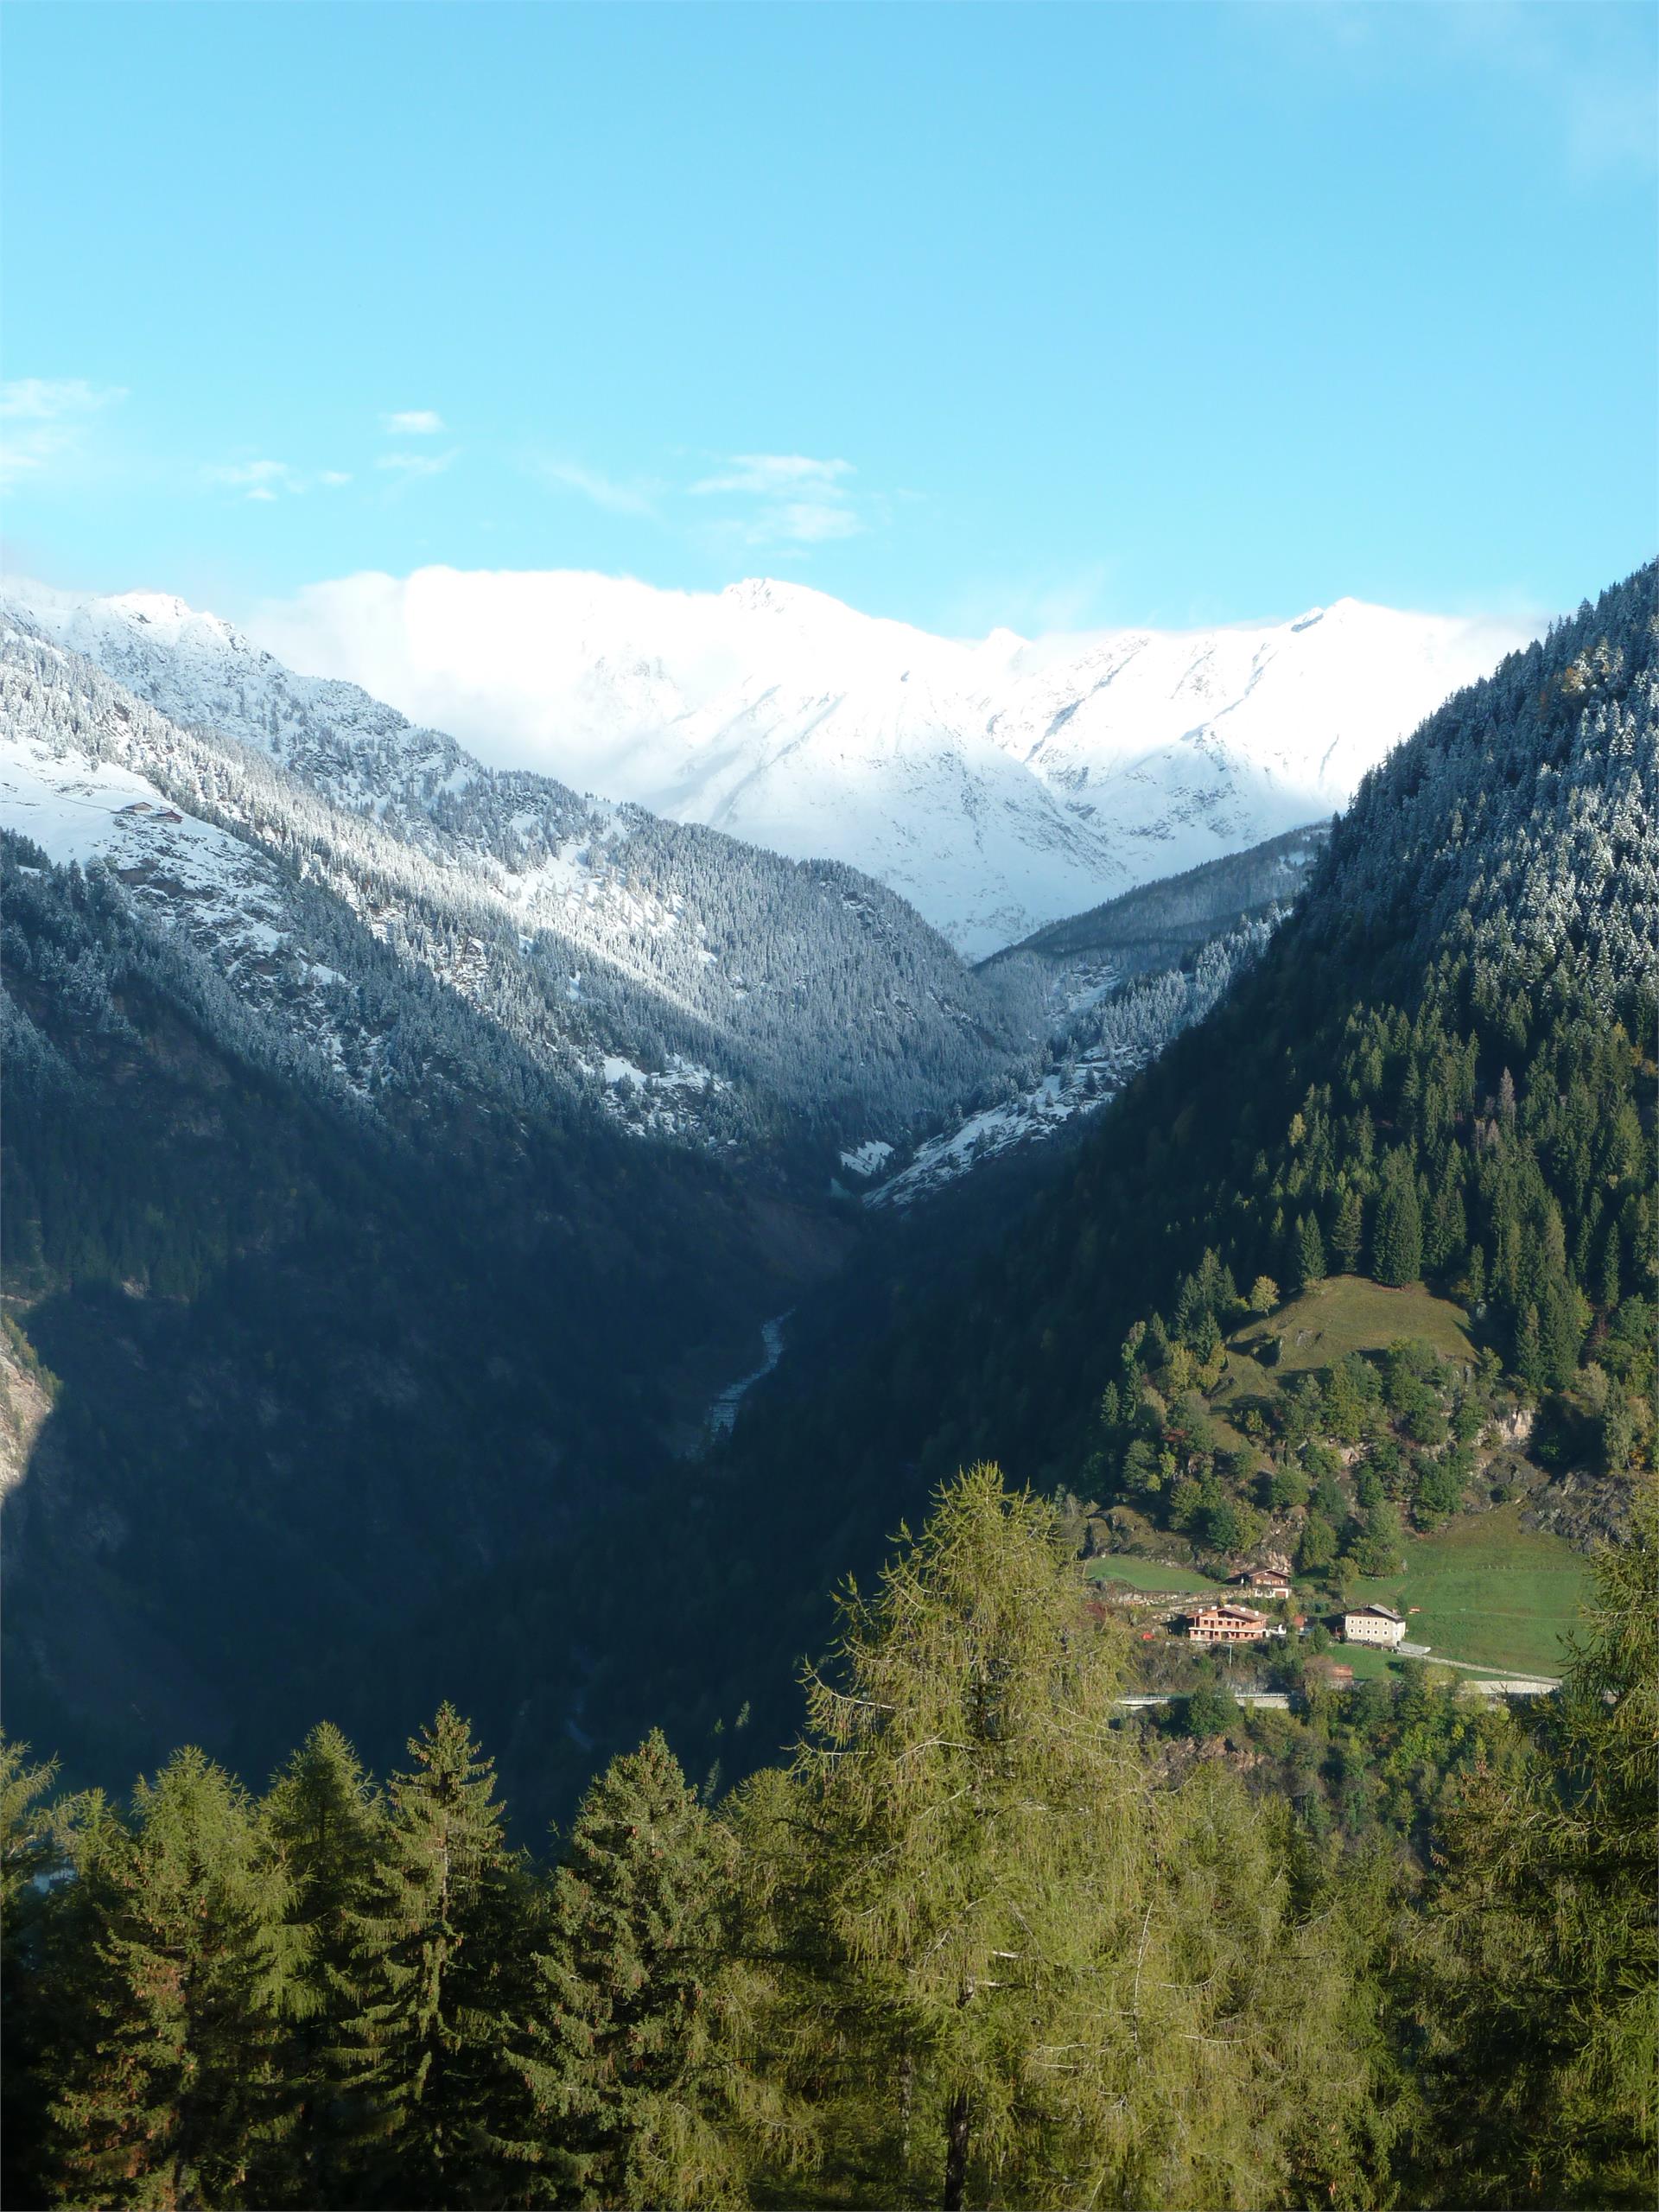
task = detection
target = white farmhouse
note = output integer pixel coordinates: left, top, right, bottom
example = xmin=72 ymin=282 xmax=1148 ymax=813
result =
xmin=1342 ymin=1603 xmax=1408 ymax=1648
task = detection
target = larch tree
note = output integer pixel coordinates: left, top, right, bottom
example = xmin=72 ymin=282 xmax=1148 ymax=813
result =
xmin=1408 ymin=1475 xmax=1659 ymax=2209
xmin=734 ymin=1464 xmax=1382 ymax=2210
xmin=260 ymin=1722 xmax=385 ymax=2201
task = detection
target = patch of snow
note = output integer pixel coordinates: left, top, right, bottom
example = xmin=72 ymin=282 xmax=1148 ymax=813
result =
xmin=869 ymin=1063 xmax=1128 ymax=1208
xmin=838 ymin=1140 xmax=895 ymax=1177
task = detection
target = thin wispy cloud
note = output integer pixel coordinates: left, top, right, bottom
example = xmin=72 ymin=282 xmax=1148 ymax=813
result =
xmin=690 ymin=453 xmax=855 ymax=497
xmin=772 ymin=500 xmax=863 ymax=545
xmin=209 ymin=459 xmax=353 ymax=501
xmin=533 ymin=457 xmax=659 ymax=517
xmin=376 ymin=450 xmax=459 ymax=481
xmin=1262 ymin=0 xmax=1656 ymax=182
xmin=690 ymin=451 xmax=868 ymax=550
xmin=0 ymin=378 xmax=125 ymax=422
xmin=1446 ymin=0 xmax=1658 ymax=181
xmin=383 ymin=409 xmax=445 ymax=435
xmin=211 ymin=459 xmax=297 ymax=501
xmin=0 ymin=378 xmax=126 ymax=488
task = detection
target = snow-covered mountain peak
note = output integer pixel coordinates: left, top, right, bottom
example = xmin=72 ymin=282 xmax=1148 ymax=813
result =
xmin=719 ymin=575 xmax=827 ymax=619
xmin=10 ymin=567 xmax=1536 ymax=958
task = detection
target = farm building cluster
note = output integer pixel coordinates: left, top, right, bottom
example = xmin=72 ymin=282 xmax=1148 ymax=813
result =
xmin=1089 ymin=1559 xmax=1414 ymax=1655
xmin=1179 ymin=1585 xmax=1408 ymax=1650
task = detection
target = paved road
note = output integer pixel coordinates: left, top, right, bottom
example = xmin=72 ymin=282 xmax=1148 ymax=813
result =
xmin=1115 ymin=1693 xmax=1290 ymax=1712
xmin=1114 ymin=1678 xmax=1555 ymax=1708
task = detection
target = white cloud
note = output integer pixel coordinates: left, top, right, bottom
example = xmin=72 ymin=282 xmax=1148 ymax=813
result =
xmin=377 ymin=450 xmax=457 ymax=480
xmin=383 ymin=409 xmax=445 ymax=435
xmin=212 ymin=459 xmax=295 ymax=492
xmin=1257 ymin=1 xmax=1656 ymax=182
xmin=532 ymin=458 xmax=659 ymax=516
xmin=772 ymin=500 xmax=863 ymax=544
xmin=690 ymin=451 xmax=869 ymax=550
xmin=209 ymin=458 xmax=354 ymax=500
xmin=690 ymin=453 xmax=854 ymax=497
xmin=210 ymin=458 xmax=305 ymax=502
xmin=0 ymin=378 xmax=126 ymax=488
xmin=0 ymin=378 xmax=125 ymax=422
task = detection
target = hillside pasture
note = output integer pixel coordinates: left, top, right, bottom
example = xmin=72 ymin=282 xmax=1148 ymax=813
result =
xmin=1228 ymin=1275 xmax=1476 ymax=1378
xmin=1349 ymin=1504 xmax=1592 ymax=1677
xmin=1085 ymin=1555 xmax=1227 ymax=1595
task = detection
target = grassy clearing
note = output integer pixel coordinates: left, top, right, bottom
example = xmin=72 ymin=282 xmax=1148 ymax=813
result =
xmin=1350 ymin=1504 xmax=1591 ymax=1677
xmin=1322 ymin=1643 xmax=1398 ymax=1681
xmin=1211 ymin=1350 xmax=1277 ymax=1408
xmin=1085 ymin=1555 xmax=1226 ymax=1594
xmin=1227 ymin=1276 xmax=1476 ymax=1378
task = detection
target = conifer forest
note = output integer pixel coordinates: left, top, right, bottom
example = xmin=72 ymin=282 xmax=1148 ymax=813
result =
xmin=2 ymin=1465 xmax=1654 ymax=2210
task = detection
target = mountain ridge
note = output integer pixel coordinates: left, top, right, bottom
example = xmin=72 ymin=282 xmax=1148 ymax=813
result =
xmin=16 ymin=569 xmax=1533 ymax=957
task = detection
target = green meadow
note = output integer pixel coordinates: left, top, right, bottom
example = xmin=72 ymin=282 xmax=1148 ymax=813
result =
xmin=1351 ymin=1503 xmax=1592 ymax=1678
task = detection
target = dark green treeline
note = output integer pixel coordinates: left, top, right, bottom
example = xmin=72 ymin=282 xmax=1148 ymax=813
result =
xmin=3 ymin=1465 xmax=1654 ymax=2212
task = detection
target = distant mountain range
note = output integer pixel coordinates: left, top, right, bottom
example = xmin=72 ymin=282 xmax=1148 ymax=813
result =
xmin=0 ymin=589 xmax=1032 ymax=1165
xmin=245 ymin=568 xmax=1532 ymax=955
xmin=0 ymin=580 xmax=1339 ymax=1196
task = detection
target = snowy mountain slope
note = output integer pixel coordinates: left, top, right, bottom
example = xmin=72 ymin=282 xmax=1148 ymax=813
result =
xmin=242 ymin=567 xmax=1535 ymax=957
xmin=988 ymin=823 xmax=1331 ymax=1027
xmin=842 ymin=828 xmax=1333 ymax=1198
xmin=0 ymin=681 xmax=382 ymax=1091
xmin=0 ymin=612 xmax=1045 ymax=1156
xmin=861 ymin=908 xmax=1282 ymax=1209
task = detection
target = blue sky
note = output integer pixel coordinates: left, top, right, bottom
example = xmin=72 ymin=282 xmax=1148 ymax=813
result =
xmin=3 ymin=1 xmax=1654 ymax=636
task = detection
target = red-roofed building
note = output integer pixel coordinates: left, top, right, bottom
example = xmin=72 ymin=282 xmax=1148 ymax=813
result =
xmin=1185 ymin=1602 xmax=1269 ymax=1646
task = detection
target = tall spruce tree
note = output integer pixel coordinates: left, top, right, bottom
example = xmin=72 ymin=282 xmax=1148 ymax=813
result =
xmin=1295 ymin=1211 xmax=1326 ymax=1289
xmin=524 ymin=1731 xmax=745 ymax=2207
xmin=1332 ymin=1186 xmax=1364 ymax=1274
xmin=334 ymin=1705 xmax=531 ymax=2209
xmin=42 ymin=1748 xmax=298 ymax=2209
xmin=260 ymin=1723 xmax=385 ymax=2203
xmin=1372 ymin=1153 xmax=1424 ymax=1286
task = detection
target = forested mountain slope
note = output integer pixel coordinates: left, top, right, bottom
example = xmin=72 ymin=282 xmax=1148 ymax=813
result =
xmin=0 ymin=825 xmax=849 ymax=1791
xmin=3 ymin=614 xmax=1034 ymax=1786
xmin=855 ymin=827 xmax=1331 ymax=1205
xmin=436 ymin=564 xmax=1656 ymax=1817
xmin=994 ymin=823 xmax=1330 ymax=983
xmin=772 ymin=561 xmax=1657 ymax=1486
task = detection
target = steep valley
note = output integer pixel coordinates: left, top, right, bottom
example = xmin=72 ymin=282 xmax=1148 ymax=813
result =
xmin=0 ymin=564 xmax=1651 ymax=1840
xmin=0 ymin=594 xmax=1318 ymax=1807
